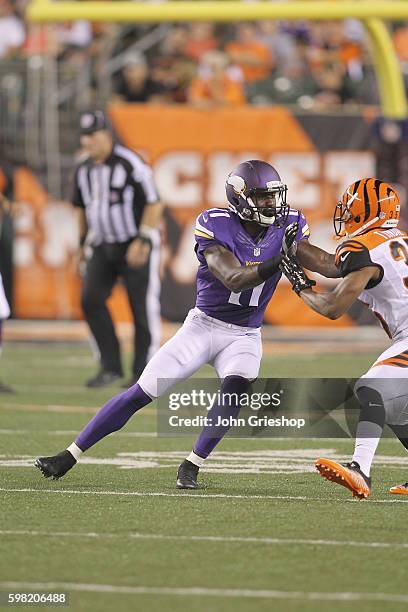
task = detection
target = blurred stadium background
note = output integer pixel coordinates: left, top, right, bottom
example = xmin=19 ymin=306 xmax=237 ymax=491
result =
xmin=1 ymin=0 xmax=408 ymax=352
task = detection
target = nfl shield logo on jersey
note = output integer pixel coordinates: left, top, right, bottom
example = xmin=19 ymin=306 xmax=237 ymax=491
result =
xmin=254 ymin=247 xmax=261 ymax=256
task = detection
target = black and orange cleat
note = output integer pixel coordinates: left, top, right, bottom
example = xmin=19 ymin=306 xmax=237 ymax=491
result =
xmin=389 ymin=482 xmax=408 ymax=495
xmin=315 ymin=458 xmax=371 ymax=500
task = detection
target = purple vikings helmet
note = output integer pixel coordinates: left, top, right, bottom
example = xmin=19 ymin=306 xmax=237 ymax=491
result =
xmin=225 ymin=160 xmax=289 ymax=227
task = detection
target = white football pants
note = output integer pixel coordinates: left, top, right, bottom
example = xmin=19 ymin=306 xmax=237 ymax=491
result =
xmin=355 ymin=336 xmax=408 ymax=426
xmin=138 ymin=308 xmax=262 ymax=399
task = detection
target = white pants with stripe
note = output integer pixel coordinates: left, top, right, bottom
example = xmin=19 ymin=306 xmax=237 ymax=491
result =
xmin=138 ymin=308 xmax=262 ymax=398
xmin=355 ymin=336 xmax=408 ymax=426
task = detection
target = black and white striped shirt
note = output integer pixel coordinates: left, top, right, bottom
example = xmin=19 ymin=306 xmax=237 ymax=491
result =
xmin=72 ymin=144 xmax=159 ymax=244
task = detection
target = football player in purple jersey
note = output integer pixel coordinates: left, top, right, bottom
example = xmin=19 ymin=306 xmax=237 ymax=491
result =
xmin=35 ymin=160 xmax=339 ymax=489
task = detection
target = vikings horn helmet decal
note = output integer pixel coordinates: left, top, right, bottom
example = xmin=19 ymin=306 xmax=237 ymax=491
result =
xmin=225 ymin=160 xmax=289 ymax=227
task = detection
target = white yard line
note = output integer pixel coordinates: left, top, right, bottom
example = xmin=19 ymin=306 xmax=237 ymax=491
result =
xmin=0 ymin=582 xmax=407 ymax=603
xmin=1 ymin=529 xmax=407 ymax=550
xmin=0 ymin=487 xmax=308 ymax=501
xmin=0 ymin=405 xmax=156 ymax=415
xmin=0 ymin=487 xmax=407 ymax=504
xmin=0 ymin=427 xmax=405 ymax=445
xmin=0 ymin=429 xmax=156 ymax=438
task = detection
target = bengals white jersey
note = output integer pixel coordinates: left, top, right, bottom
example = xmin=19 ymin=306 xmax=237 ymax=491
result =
xmin=335 ymin=228 xmax=408 ymax=342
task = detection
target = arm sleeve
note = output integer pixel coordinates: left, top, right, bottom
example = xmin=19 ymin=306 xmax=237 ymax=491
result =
xmin=335 ymin=240 xmax=383 ymax=288
xmin=71 ymin=166 xmax=85 ymax=208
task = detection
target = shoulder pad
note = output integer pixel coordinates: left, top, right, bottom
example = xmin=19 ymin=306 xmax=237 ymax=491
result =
xmin=195 ymin=211 xmax=215 ymax=240
xmin=286 ymin=210 xmax=310 ymax=240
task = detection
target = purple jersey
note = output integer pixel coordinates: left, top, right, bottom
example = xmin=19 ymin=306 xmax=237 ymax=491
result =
xmin=194 ymin=207 xmax=309 ymax=327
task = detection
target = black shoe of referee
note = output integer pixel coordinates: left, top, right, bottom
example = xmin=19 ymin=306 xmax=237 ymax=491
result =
xmin=122 ymin=378 xmax=139 ymax=389
xmin=0 ymin=380 xmax=14 ymax=393
xmin=176 ymin=460 xmax=199 ymax=489
xmin=86 ymin=369 xmax=122 ymax=388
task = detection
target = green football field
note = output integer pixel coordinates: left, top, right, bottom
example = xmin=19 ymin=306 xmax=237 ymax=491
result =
xmin=1 ymin=342 xmax=408 ymax=612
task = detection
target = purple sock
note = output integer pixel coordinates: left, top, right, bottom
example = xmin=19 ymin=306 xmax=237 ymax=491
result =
xmin=193 ymin=376 xmax=250 ymax=459
xmin=76 ymin=383 xmax=152 ymax=451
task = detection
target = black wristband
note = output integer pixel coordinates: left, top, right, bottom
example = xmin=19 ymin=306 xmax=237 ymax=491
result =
xmin=257 ymin=255 xmax=282 ymax=280
xmin=134 ymin=235 xmax=152 ymax=248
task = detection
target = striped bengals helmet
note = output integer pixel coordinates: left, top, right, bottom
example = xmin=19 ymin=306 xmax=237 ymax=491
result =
xmin=333 ymin=178 xmax=400 ymax=239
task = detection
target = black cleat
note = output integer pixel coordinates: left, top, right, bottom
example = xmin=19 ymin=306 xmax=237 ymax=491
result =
xmin=122 ymin=378 xmax=139 ymax=389
xmin=176 ymin=459 xmax=199 ymax=489
xmin=0 ymin=380 xmax=14 ymax=393
xmin=86 ymin=370 xmax=122 ymax=388
xmin=35 ymin=450 xmax=77 ymax=480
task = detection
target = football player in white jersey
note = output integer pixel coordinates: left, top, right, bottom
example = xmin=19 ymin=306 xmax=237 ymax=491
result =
xmin=0 ymin=192 xmax=13 ymax=393
xmin=281 ymin=178 xmax=408 ymax=499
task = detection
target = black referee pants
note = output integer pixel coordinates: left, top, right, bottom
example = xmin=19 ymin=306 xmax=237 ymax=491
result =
xmin=81 ymin=241 xmax=160 ymax=379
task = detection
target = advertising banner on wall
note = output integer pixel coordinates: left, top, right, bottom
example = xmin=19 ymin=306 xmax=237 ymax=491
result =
xmin=11 ymin=105 xmax=380 ymax=326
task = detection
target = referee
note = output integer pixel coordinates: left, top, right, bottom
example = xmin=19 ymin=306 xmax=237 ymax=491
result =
xmin=72 ymin=110 xmax=163 ymax=388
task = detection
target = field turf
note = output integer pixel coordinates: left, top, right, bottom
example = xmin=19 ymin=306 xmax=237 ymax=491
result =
xmin=1 ymin=342 xmax=408 ymax=612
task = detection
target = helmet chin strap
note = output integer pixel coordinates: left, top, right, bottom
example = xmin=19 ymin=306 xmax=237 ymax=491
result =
xmin=247 ymin=196 xmax=278 ymax=226
xmin=346 ymin=216 xmax=379 ymax=239
xmin=347 ymin=216 xmax=399 ymax=238
xmin=257 ymin=212 xmax=276 ymax=226
xmin=348 ymin=214 xmax=402 ymax=237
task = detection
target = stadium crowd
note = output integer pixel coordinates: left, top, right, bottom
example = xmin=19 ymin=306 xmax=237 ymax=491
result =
xmin=2 ymin=0 xmax=408 ymax=110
